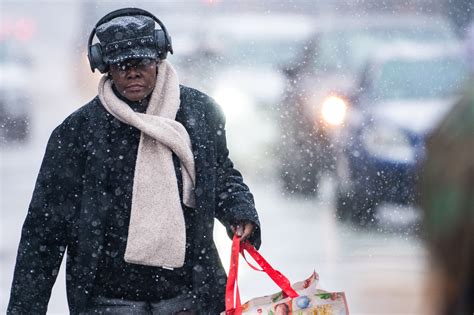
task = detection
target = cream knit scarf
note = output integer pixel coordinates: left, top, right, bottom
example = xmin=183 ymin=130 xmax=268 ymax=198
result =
xmin=98 ymin=60 xmax=195 ymax=269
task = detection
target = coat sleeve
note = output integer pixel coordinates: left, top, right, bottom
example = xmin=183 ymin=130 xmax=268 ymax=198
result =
xmin=7 ymin=120 xmax=84 ymax=314
xmin=211 ymin=101 xmax=261 ymax=249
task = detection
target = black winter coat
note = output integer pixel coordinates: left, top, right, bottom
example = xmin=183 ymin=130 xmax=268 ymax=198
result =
xmin=7 ymin=86 xmax=261 ymax=314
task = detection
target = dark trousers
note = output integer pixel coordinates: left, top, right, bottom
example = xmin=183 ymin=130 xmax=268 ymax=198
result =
xmin=81 ymin=295 xmax=196 ymax=315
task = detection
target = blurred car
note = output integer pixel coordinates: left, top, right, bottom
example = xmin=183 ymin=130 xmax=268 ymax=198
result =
xmin=0 ymin=40 xmax=32 ymax=143
xmin=177 ymin=13 xmax=316 ymax=173
xmin=334 ymin=43 xmax=469 ymax=224
xmin=278 ymin=14 xmax=459 ymax=194
xmin=179 ymin=13 xmax=315 ymax=100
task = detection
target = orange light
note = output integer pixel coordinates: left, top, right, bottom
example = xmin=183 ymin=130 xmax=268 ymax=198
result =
xmin=321 ymin=95 xmax=347 ymax=126
xmin=14 ymin=18 xmax=36 ymax=41
xmin=0 ymin=17 xmax=36 ymax=42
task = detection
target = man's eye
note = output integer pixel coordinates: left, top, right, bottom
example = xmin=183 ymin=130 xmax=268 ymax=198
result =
xmin=115 ymin=63 xmax=126 ymax=71
xmin=117 ymin=63 xmax=133 ymax=71
xmin=140 ymin=59 xmax=152 ymax=66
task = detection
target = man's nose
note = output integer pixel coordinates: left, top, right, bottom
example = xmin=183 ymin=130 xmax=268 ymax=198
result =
xmin=126 ymin=67 xmax=141 ymax=79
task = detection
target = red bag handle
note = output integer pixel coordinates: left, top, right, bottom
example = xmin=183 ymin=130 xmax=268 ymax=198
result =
xmin=240 ymin=241 xmax=299 ymax=299
xmin=225 ymin=236 xmax=299 ymax=314
xmin=225 ymin=234 xmax=242 ymax=314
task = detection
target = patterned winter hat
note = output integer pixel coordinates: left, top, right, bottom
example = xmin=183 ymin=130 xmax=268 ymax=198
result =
xmin=96 ymin=15 xmax=158 ymax=64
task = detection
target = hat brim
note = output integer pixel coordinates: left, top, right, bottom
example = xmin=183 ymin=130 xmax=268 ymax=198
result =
xmin=105 ymin=47 xmax=158 ymax=65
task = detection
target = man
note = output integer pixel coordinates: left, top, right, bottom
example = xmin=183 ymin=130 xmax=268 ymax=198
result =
xmin=8 ymin=8 xmax=260 ymax=315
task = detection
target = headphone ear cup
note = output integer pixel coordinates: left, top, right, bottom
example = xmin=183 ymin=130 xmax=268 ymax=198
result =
xmin=165 ymin=32 xmax=173 ymax=55
xmin=154 ymin=29 xmax=168 ymax=60
xmin=88 ymin=43 xmax=108 ymax=73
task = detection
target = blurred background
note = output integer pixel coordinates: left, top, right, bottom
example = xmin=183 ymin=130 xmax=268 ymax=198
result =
xmin=1 ymin=0 xmax=472 ymax=314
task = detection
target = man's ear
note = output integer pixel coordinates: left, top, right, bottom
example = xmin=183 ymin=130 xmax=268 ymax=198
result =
xmin=107 ymin=72 xmax=114 ymax=83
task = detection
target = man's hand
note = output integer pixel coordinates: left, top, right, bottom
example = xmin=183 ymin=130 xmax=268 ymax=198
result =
xmin=231 ymin=221 xmax=255 ymax=242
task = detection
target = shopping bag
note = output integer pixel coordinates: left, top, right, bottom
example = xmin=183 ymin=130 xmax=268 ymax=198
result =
xmin=224 ymin=235 xmax=349 ymax=315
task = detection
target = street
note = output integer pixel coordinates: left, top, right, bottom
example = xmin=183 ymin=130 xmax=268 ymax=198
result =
xmin=0 ymin=2 xmax=430 ymax=314
xmin=0 ymin=72 xmax=428 ymax=314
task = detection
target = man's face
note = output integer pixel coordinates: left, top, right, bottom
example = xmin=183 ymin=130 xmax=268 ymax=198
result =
xmin=109 ymin=58 xmax=157 ymax=102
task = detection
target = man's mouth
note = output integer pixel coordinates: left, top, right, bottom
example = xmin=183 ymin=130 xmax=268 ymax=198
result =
xmin=125 ymin=85 xmax=145 ymax=93
xmin=127 ymin=84 xmax=144 ymax=89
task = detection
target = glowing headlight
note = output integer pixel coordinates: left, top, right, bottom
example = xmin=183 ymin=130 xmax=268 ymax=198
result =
xmin=212 ymin=87 xmax=252 ymax=119
xmin=361 ymin=124 xmax=415 ymax=163
xmin=321 ymin=96 xmax=347 ymax=126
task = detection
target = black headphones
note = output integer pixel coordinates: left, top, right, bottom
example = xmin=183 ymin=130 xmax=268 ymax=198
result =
xmin=87 ymin=7 xmax=173 ymax=73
